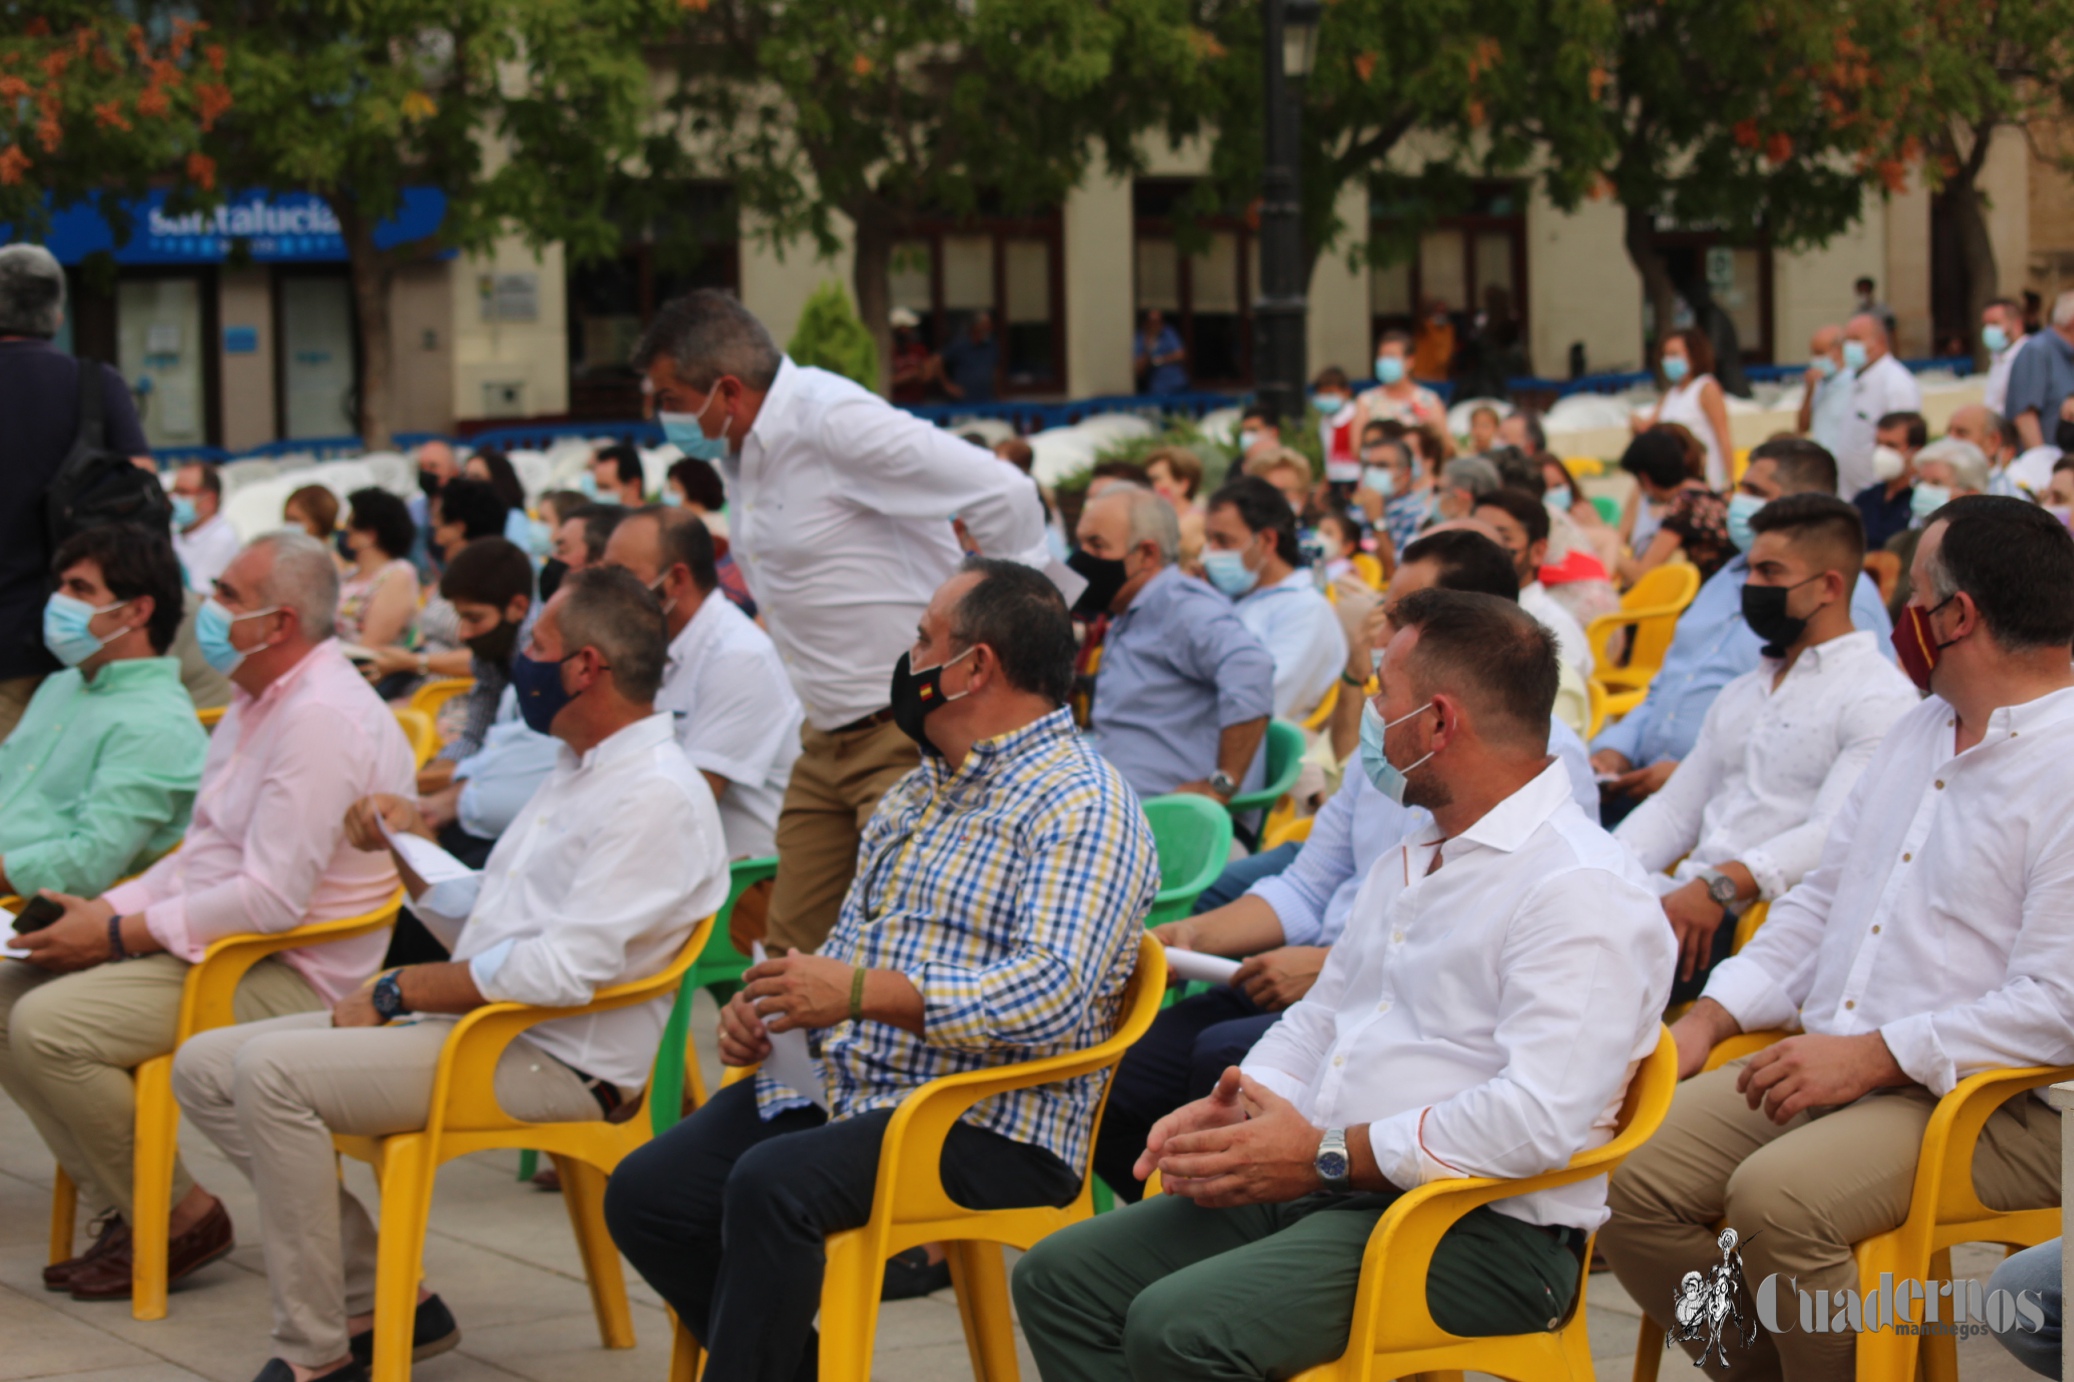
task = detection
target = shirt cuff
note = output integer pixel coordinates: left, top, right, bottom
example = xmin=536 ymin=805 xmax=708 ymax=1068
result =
xmin=101 ymin=878 xmax=153 ymax=915
xmin=415 ymin=875 xmax=482 ymax=930
xmin=1697 ymin=955 xmax=1798 ymax=1035
xmin=1236 ymin=1060 xmax=1310 ymax=1107
xmin=1739 ymin=849 xmax=1787 ymax=904
xmin=1365 ymin=1106 xmax=1464 ymax=1189
xmin=1876 ymin=1013 xmax=1955 ymax=1095
xmin=467 ymin=937 xmax=518 ymax=995
xmin=138 ymin=895 xmax=202 ymax=963
xmin=910 ymin=959 xmax=991 ymax=1050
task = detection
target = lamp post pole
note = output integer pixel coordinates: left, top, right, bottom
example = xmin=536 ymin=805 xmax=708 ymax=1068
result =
xmin=1253 ymin=0 xmax=1311 ymax=428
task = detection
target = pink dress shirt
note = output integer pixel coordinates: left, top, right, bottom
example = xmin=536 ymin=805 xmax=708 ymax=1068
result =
xmin=102 ymin=640 xmax=415 ymax=1003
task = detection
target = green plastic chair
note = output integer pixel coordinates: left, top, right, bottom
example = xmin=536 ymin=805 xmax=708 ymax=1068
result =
xmin=1222 ymin=718 xmax=1305 ymax=820
xmin=1141 ymin=794 xmax=1236 ymax=927
xmin=1592 ymin=494 xmax=1621 ymax=526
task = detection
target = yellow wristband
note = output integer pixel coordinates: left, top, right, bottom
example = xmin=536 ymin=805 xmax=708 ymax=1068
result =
xmin=849 ymin=965 xmax=868 ymax=1022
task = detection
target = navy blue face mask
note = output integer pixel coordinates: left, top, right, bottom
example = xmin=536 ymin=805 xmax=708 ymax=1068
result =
xmin=511 ymin=649 xmax=590 ymax=735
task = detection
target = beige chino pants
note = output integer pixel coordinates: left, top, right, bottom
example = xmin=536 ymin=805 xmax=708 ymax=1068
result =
xmin=1601 ymin=1055 xmax=2060 ymax=1382
xmin=171 ymin=1011 xmax=600 ymax=1367
xmin=763 ymin=716 xmax=919 ymax=954
xmin=0 ymin=953 xmax=320 ymax=1222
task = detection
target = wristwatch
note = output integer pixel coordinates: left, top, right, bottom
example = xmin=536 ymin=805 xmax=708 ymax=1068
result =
xmin=1697 ymin=867 xmax=1740 ymax=909
xmin=371 ymin=970 xmax=411 ymax=1024
xmin=1208 ymin=769 xmax=1237 ymax=799
xmin=1315 ymin=1126 xmax=1352 ymax=1191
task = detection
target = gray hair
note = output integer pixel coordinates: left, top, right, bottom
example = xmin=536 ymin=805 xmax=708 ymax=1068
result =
xmin=556 ymin=565 xmax=667 ymax=702
xmin=0 ymin=244 xmax=65 ymax=338
xmin=1442 ymin=455 xmax=1502 ymax=498
xmin=249 ymin=530 xmax=339 ymax=642
xmin=1094 ymin=482 xmax=1181 ymax=565
xmin=631 ymin=289 xmax=782 ymax=392
xmin=1914 ymin=438 xmax=1989 ymax=493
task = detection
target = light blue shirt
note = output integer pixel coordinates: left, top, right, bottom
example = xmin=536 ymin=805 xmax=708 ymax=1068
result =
xmin=1248 ymin=716 xmax=1598 ymax=947
xmin=1086 ymin=564 xmax=1276 ymax=797
xmin=1593 ymin=554 xmax=1896 ymax=768
xmin=1808 ymin=369 xmax=1857 ymax=465
xmin=452 ymin=686 xmax=560 ymax=840
xmin=1234 ymin=569 xmax=1348 ymax=720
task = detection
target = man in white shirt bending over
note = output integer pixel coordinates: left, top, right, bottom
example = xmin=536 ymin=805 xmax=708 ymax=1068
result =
xmin=1015 ymin=588 xmax=1675 ymax=1381
xmin=170 ymin=567 xmax=730 ymax=1382
xmin=602 ymin=505 xmax=800 ymax=859
xmin=1615 ymin=493 xmax=1916 ymax=1005
xmin=1603 ymin=495 xmax=2074 ymax=1382
xmin=632 ymin=289 xmax=1059 ymax=955
xmin=1200 ymin=474 xmax=1347 ymax=721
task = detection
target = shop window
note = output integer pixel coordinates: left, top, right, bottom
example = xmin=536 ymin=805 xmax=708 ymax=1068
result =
xmin=1369 ymin=181 xmax=1529 ymax=381
xmin=889 ymin=211 xmax=1065 ymax=396
xmin=276 ymin=270 xmax=357 ymax=439
xmin=118 ymin=274 xmax=215 ymax=449
xmin=1645 ymin=228 xmax=1773 ymax=365
xmin=1133 ymin=179 xmax=1256 ymax=389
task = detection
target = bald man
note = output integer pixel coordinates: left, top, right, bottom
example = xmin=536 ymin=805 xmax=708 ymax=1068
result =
xmin=1835 ymin=314 xmax=1921 ymax=498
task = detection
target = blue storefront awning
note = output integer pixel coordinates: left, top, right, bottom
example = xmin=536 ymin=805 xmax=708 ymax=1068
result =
xmin=26 ymin=188 xmax=447 ymax=266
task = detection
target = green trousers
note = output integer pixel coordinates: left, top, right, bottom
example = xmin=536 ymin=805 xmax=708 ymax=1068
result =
xmin=1011 ymin=1189 xmax=1582 ymax=1382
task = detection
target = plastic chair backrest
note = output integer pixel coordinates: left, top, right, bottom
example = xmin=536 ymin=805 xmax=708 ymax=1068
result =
xmin=195 ymin=704 xmax=226 ymax=729
xmin=1349 ymin=552 xmax=1385 ymax=591
xmin=1224 ymin=718 xmax=1306 ymax=815
xmin=1142 ymin=795 xmax=1234 ymax=926
xmin=406 ymin=676 xmax=475 ymax=724
xmin=391 ymin=707 xmax=438 ymax=768
xmin=649 ymin=856 xmax=779 ymax=1135
xmin=1591 ymin=494 xmax=1621 ymax=526
xmin=1299 ymin=679 xmax=1339 ymax=732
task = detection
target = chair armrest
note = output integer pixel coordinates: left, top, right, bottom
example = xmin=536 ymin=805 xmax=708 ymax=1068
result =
xmin=1702 ymin=1029 xmax=1785 ymax=1073
xmin=175 ymin=889 xmax=406 ymax=1042
xmin=1915 ymin=1064 xmax=2074 ymax=1228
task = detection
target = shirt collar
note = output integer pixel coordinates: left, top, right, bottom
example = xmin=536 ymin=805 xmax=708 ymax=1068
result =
xmin=1116 ymin=562 xmax=1186 ymax=625
xmin=920 ymin=705 xmax=1076 ymax=788
xmin=236 ymin=638 xmax=343 ymax=709
xmin=743 ymin=355 xmax=803 ymax=456
xmin=666 ymin=589 xmax=728 ymax=672
xmin=82 ymin=655 xmax=182 ymax=693
xmin=1241 ymin=567 xmax=1314 ymax=602
xmin=566 ymin=711 xmax=677 ymax=772
xmin=1951 ymin=683 xmax=2074 ymax=750
xmin=1773 ymin=629 xmax=1876 ymax=676
xmin=1417 ymin=757 xmax=1574 ymax=856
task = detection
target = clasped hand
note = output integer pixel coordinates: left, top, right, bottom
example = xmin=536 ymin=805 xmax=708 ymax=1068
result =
xmin=11 ymin=891 xmax=116 ymax=973
xmin=1134 ymin=1066 xmax=1325 ymax=1209
xmin=718 ymin=952 xmax=854 ymax=1067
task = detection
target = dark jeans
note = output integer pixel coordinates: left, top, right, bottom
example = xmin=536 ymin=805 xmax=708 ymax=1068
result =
xmin=603 ymin=1079 xmax=1080 ymax=1382
xmin=1092 ymin=987 xmax=1280 ymax=1204
xmin=1191 ymin=843 xmax=1300 ymax=914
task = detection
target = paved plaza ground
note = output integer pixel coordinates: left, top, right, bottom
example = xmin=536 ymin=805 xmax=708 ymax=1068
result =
xmin=0 ymin=990 xmax=2044 ymax=1381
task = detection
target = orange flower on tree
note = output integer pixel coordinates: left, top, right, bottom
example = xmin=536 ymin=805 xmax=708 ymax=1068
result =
xmin=0 ymin=144 xmax=29 ymax=185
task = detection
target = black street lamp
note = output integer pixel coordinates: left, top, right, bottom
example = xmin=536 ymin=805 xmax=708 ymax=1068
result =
xmin=1253 ymin=0 xmax=1321 ymax=428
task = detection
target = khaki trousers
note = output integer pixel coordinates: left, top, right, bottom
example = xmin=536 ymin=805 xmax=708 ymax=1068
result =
xmin=0 ymin=673 xmax=45 ymax=742
xmin=763 ymin=717 xmax=919 ymax=954
xmin=1601 ymin=1055 xmax=2060 ymax=1382
xmin=0 ymin=953 xmax=319 ymax=1222
xmin=171 ymin=1011 xmax=600 ymax=1366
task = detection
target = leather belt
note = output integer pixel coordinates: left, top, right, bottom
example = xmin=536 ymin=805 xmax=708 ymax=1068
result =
xmin=834 ymin=707 xmax=897 ymax=734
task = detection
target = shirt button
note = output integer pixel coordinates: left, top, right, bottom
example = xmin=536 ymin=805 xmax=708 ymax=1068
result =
xmin=1872 ymin=924 xmax=1882 ymax=934
xmin=1332 ymin=1054 xmax=1346 ymax=1067
xmin=1935 ymin=780 xmax=1945 ymax=790
xmin=1846 ymin=1000 xmax=1856 ymax=1010
xmin=1902 ymin=853 xmax=1912 ymax=862
xmin=1391 ymin=931 xmax=1405 ymax=944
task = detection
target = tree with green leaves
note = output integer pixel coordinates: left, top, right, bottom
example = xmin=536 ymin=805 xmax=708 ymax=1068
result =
xmin=190 ymin=0 xmax=668 ymax=447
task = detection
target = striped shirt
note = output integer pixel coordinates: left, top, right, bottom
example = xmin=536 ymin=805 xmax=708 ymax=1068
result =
xmin=757 ymin=707 xmax=1159 ymax=1172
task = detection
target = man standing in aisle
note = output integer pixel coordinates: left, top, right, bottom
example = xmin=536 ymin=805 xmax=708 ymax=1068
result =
xmin=632 ymin=290 xmax=1061 ymax=954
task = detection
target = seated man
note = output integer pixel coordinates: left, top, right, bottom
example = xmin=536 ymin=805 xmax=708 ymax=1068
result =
xmin=1200 ymin=475 xmax=1347 ymax=722
xmin=170 ymin=462 xmax=240 ymax=594
xmin=601 ymin=506 xmax=802 ymax=859
xmin=1617 ymin=494 xmax=1917 ymax=1003
xmin=590 ymin=442 xmax=647 ymax=507
xmin=1077 ymin=483 xmax=1274 ymax=801
xmin=1015 ymin=588 xmax=1675 ymax=1379
xmin=0 ymin=523 xmax=206 ymax=899
xmin=1602 ymin=496 xmax=2074 ymax=1382
xmin=603 ymin=559 xmax=1160 ymax=1382
xmin=1473 ymin=486 xmax=1594 ymax=680
xmin=1592 ymin=437 xmax=1896 ymax=823
xmin=1 ymin=531 xmax=413 ymax=1302
xmin=170 ymin=567 xmax=729 ymax=1382
xmin=1881 ymin=437 xmax=1989 ymax=617
xmin=1092 ymin=528 xmax=1602 ymax=1201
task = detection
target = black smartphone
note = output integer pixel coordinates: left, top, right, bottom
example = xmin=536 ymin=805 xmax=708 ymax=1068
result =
xmin=12 ymin=895 xmax=63 ymax=932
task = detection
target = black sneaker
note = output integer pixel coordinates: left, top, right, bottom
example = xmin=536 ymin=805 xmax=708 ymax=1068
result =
xmin=347 ymin=1293 xmax=461 ymax=1366
xmin=251 ymin=1359 xmax=367 ymax=1382
xmin=881 ymin=1247 xmax=953 ymax=1300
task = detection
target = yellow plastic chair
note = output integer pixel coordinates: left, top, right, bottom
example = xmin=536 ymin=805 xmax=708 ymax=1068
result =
xmin=1349 ymin=552 xmax=1385 ymax=592
xmin=194 ymin=705 xmax=227 ymax=729
xmin=336 ymin=909 xmax=716 ymax=1382
xmin=1300 ymin=680 xmax=1340 ymax=733
xmin=1562 ymin=456 xmax=1606 ymax=480
xmin=1261 ymin=813 xmax=1316 ymax=851
xmin=668 ymin=934 xmax=1169 ymax=1382
xmin=1588 ymin=562 xmax=1701 ymax=717
xmin=1586 ymin=678 xmax=1610 ymax=741
xmin=1269 ymin=1028 xmax=1675 ymax=1382
xmin=405 ymin=676 xmax=475 ymax=726
xmin=46 ymin=889 xmax=405 ymax=1320
xmin=391 ymin=707 xmax=439 ymax=769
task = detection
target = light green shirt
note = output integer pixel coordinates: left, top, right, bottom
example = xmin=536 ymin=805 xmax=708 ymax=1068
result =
xmin=0 ymin=657 xmax=207 ymax=899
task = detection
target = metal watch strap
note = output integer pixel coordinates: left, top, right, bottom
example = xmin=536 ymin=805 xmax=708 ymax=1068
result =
xmin=1315 ymin=1125 xmax=1351 ymax=1190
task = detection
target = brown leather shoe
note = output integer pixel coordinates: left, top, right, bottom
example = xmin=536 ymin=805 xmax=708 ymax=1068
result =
xmin=69 ymin=1199 xmax=234 ymax=1301
xmin=43 ymin=1214 xmax=129 ymax=1292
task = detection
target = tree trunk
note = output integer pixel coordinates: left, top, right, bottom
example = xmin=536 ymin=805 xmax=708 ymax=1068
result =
xmin=1624 ymin=203 xmax=1679 ymax=362
xmin=849 ymin=203 xmax=894 ymax=398
xmin=336 ymin=200 xmax=396 ymax=450
xmin=1944 ymin=127 xmax=2000 ymax=371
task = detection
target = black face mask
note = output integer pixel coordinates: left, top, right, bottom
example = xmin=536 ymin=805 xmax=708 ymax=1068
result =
xmin=334 ymin=530 xmax=354 ymax=562
xmin=888 ymin=648 xmax=974 ymax=758
xmin=1740 ymin=574 xmax=1823 ymax=657
xmin=1067 ymin=548 xmax=1128 ymax=618
xmin=2056 ymin=417 xmax=2074 ymax=453
xmin=418 ymin=471 xmax=444 ymax=499
xmin=538 ymin=558 xmax=568 ymax=603
xmin=465 ymin=617 xmax=522 ymax=671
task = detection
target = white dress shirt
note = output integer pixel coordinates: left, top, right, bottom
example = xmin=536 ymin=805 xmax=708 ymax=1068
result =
xmin=721 ymin=357 xmax=1058 ymax=731
xmin=1615 ymin=631 xmax=1917 ymax=901
xmin=173 ymin=512 xmax=242 ymax=593
xmin=658 ymin=590 xmax=802 ymax=859
xmin=1703 ymin=688 xmax=2074 ymax=1096
xmin=415 ymin=714 xmax=731 ymax=1091
xmin=1243 ymin=761 xmax=1674 ymax=1231
xmin=1837 ymin=355 xmax=1923 ymax=498
xmin=1522 ymin=580 xmax=1594 ymax=679
xmin=1984 ymin=336 xmax=2023 ymax=414
xmin=1234 ymin=568 xmax=1349 ymax=720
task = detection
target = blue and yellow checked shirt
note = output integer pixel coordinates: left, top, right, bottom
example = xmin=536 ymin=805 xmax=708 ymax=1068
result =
xmin=756 ymin=707 xmax=1160 ymax=1172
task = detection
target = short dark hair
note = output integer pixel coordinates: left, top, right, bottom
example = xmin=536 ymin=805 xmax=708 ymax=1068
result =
xmin=1475 ymin=486 xmax=1551 ymax=547
xmin=948 ymin=557 xmax=1076 ymax=706
xmin=1207 ymin=474 xmax=1301 ymax=566
xmin=1993 ymin=410 xmax=2022 ymax=453
xmin=1747 ymin=492 xmax=1866 ymax=575
xmin=1388 ymin=587 xmax=1557 ymax=748
xmin=470 ymin=447 xmax=527 ymax=512
xmin=1921 ymin=495 xmax=2074 ymax=652
xmin=1876 ymin=412 xmax=1928 ymax=450
xmin=667 ymin=456 xmax=727 ymax=510
xmin=1240 ymin=404 xmax=1275 ymax=428
xmin=631 ymin=289 xmax=783 ymax=392
xmin=436 ymin=477 xmax=508 ymax=542
xmin=1313 ymin=366 xmax=1349 ymax=392
xmin=181 ymin=462 xmax=222 ymax=498
xmin=440 ymin=536 xmax=534 ymax=609
xmin=647 ymin=507 xmax=719 ymax=593
xmin=1398 ymin=530 xmax=1522 ymax=602
xmin=1621 ymin=428 xmax=1692 ymax=491
xmin=556 ymin=565 xmax=668 ymax=703
xmin=564 ymin=502 xmax=625 ymax=563
xmin=347 ymin=487 xmax=417 ymax=561
xmin=50 ymin=522 xmax=185 ymax=654
xmin=597 ymin=443 xmax=644 ymax=489
xmin=1489 ymin=446 xmax=1541 ymax=495
xmin=1747 ymin=436 xmax=1838 ymax=496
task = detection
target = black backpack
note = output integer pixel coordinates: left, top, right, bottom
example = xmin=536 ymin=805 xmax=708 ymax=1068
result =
xmin=42 ymin=359 xmax=170 ymax=550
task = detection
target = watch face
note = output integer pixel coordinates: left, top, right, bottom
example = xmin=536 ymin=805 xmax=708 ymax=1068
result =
xmin=1317 ymin=1150 xmax=1349 ymax=1181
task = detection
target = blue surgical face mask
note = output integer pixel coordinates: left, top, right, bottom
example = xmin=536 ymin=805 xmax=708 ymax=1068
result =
xmin=1841 ymin=339 xmax=1869 ymax=373
xmin=576 ymin=471 xmax=599 ymax=499
xmin=1546 ymin=485 xmax=1573 ymax=512
xmin=1359 ymin=698 xmax=1436 ymax=805
xmin=195 ymin=597 xmax=280 ymax=675
xmin=662 ymin=386 xmax=732 ymax=462
xmin=525 ymin=517 xmax=554 ymax=557
xmin=660 ymin=487 xmax=684 ymax=507
xmin=171 ymin=495 xmax=198 ymax=529
xmin=1813 ymin=355 xmax=1839 ymax=379
xmin=1202 ymin=548 xmax=1259 ymax=598
xmin=1363 ymin=466 xmax=1396 ymax=499
xmin=1983 ymin=324 xmax=2009 ymax=354
xmin=1375 ymin=354 xmax=1406 ymax=386
xmin=1726 ymin=492 xmax=1766 ymax=553
xmin=1910 ymin=483 xmax=1952 ymax=523
xmin=1315 ymin=394 xmax=1345 ymax=417
xmin=1662 ymin=354 xmax=1690 ymax=384
xmin=43 ymin=592 xmax=130 ymax=667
